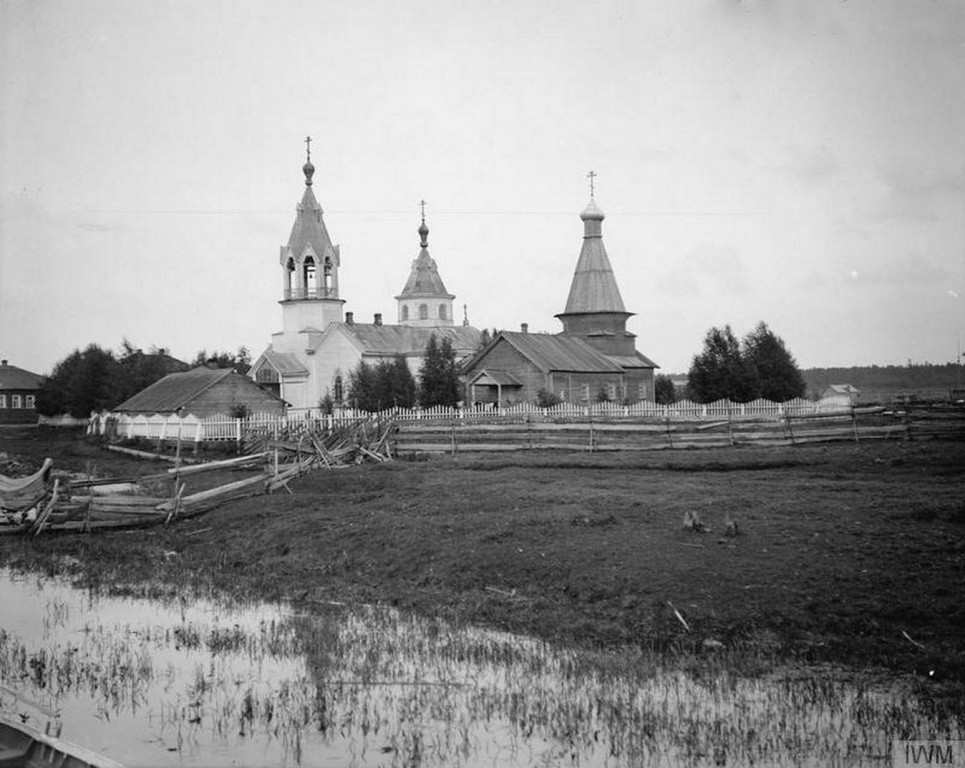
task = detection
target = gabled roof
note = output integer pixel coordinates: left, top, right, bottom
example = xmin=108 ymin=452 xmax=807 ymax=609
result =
xmin=489 ymin=331 xmax=624 ymax=373
xmin=825 ymin=384 xmax=859 ymax=395
xmin=0 ymin=361 xmax=43 ymax=391
xmin=114 ymin=367 xmax=283 ymax=413
xmin=559 ymin=198 xmax=628 ymax=316
xmin=259 ymin=349 xmax=309 ymax=377
xmin=470 ymin=369 xmax=524 ymax=386
xmin=337 ymin=323 xmax=481 ymax=356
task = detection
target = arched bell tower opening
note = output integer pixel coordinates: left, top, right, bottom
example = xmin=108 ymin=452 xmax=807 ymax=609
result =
xmin=277 ymin=137 xmax=345 ymax=346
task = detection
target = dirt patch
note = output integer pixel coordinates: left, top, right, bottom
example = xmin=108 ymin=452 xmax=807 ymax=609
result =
xmin=2 ymin=426 xmax=964 ymax=708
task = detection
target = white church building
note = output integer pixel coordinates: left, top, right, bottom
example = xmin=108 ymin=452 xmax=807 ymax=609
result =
xmin=249 ymin=144 xmax=481 ymax=410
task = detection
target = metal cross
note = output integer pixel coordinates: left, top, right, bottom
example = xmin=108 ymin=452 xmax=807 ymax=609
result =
xmin=420 ymin=199 xmax=426 ymax=220
xmin=305 ymin=135 xmax=312 ymax=161
xmin=587 ymin=170 xmax=597 ymax=198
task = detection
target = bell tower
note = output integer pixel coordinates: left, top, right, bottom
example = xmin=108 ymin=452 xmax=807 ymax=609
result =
xmin=277 ymin=137 xmax=345 ymax=348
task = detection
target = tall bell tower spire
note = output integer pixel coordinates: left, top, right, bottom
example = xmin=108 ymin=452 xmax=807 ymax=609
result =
xmin=276 ymin=139 xmax=345 ymax=347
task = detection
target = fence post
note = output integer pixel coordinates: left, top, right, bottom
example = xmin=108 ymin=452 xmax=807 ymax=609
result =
xmin=851 ymin=405 xmax=859 ymax=443
xmin=235 ymin=418 xmax=242 ymax=451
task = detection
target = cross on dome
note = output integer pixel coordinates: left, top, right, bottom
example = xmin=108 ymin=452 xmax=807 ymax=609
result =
xmin=587 ymin=170 xmax=597 ymax=198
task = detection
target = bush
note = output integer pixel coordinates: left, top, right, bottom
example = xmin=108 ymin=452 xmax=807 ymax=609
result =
xmin=536 ymin=388 xmax=562 ymax=408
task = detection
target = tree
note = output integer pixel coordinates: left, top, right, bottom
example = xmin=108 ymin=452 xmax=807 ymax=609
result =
xmin=686 ymin=326 xmax=760 ymax=403
xmin=36 ymin=344 xmax=122 ymax=417
xmin=345 ymin=356 xmax=417 ymax=411
xmin=654 ymin=374 xmax=677 ymax=405
xmin=419 ymin=334 xmax=460 ymax=407
xmin=742 ymin=322 xmax=806 ymax=401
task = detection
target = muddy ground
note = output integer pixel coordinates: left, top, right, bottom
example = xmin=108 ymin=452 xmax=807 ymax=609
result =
xmin=2 ymin=427 xmax=964 ymax=705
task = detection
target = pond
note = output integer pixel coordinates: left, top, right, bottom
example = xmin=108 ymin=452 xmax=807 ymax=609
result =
xmin=0 ymin=566 xmax=959 ymax=767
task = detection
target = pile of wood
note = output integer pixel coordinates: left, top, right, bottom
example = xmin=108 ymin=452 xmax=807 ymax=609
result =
xmin=0 ymin=419 xmax=396 ymax=536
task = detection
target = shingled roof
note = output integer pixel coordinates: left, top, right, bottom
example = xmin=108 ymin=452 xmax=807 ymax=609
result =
xmin=495 ymin=332 xmax=624 ymax=373
xmin=559 ymin=198 xmax=628 ymax=316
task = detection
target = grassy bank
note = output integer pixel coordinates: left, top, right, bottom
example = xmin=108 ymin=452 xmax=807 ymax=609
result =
xmin=2 ymin=428 xmax=964 ymax=710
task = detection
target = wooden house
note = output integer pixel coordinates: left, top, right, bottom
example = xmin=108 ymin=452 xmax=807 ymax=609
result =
xmin=0 ymin=359 xmax=43 ymax=425
xmin=113 ymin=367 xmax=287 ymax=419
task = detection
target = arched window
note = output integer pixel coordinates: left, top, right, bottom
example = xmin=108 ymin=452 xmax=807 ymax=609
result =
xmin=285 ymin=258 xmax=295 ymax=294
xmin=401 ymin=306 xmax=409 ymax=321
xmin=333 ymin=375 xmax=343 ymax=403
xmin=323 ymin=257 xmax=333 ymax=293
xmin=439 ymin=304 xmax=447 ymax=320
xmin=303 ymin=256 xmax=317 ymax=294
xmin=419 ymin=304 xmax=428 ymax=320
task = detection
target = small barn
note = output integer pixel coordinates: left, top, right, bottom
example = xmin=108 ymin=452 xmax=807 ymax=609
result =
xmin=0 ymin=359 xmax=43 ymax=424
xmin=821 ymin=384 xmax=860 ymax=405
xmin=462 ymin=331 xmax=646 ymax=406
xmin=113 ymin=367 xmax=287 ymax=418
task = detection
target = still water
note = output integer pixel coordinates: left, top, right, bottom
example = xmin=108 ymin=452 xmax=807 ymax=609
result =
xmin=0 ymin=566 xmax=959 ymax=767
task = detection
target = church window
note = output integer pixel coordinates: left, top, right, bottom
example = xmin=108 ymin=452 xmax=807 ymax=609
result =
xmin=26 ymin=395 xmax=34 ymax=409
xmin=639 ymin=382 xmax=648 ymax=401
xmin=607 ymin=383 xmax=617 ymax=401
xmin=439 ymin=304 xmax=447 ymax=320
xmin=303 ymin=256 xmax=317 ymax=294
xmin=419 ymin=304 xmax=428 ymax=320
xmin=0 ymin=395 xmax=6 ymax=408
xmin=333 ymin=375 xmax=344 ymax=403
xmin=581 ymin=385 xmax=590 ymax=402
xmin=323 ymin=257 xmax=333 ymax=293
xmin=285 ymin=258 xmax=295 ymax=295
xmin=11 ymin=395 xmax=21 ymax=409
xmin=401 ymin=306 xmax=409 ymax=321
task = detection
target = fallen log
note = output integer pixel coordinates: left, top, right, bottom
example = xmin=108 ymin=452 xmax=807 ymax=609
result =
xmin=166 ymin=452 xmax=268 ymax=476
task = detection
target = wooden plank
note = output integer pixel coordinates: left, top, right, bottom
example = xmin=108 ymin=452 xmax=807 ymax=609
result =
xmin=166 ymin=453 xmax=267 ymax=476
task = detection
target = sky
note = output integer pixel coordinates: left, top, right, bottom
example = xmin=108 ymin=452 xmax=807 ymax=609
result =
xmin=1 ymin=0 xmax=963 ymax=377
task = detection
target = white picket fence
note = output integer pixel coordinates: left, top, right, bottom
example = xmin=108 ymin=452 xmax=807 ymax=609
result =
xmin=90 ymin=396 xmax=854 ymax=443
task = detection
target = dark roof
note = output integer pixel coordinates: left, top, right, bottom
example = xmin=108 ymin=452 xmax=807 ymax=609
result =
xmin=114 ymin=367 xmax=283 ymax=413
xmin=560 ymin=199 xmax=627 ymax=316
xmin=340 ymin=324 xmax=481 ymax=356
xmin=0 ymin=362 xmax=43 ymax=391
xmin=494 ymin=332 xmax=624 ymax=373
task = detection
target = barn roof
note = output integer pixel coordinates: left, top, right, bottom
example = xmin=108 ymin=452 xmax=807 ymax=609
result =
xmin=113 ymin=367 xmax=283 ymax=413
xmin=0 ymin=361 xmax=43 ymax=391
xmin=495 ymin=332 xmax=624 ymax=373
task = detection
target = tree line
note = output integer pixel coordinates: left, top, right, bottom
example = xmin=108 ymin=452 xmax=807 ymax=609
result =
xmin=35 ymin=340 xmax=252 ymax=418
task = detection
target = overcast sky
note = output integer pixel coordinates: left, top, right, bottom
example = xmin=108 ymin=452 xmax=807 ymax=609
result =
xmin=2 ymin=0 xmax=963 ymax=376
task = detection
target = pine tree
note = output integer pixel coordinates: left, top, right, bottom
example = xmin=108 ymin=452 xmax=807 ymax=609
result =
xmin=742 ymin=322 xmax=806 ymax=401
xmin=419 ymin=334 xmax=460 ymax=407
xmin=654 ymin=374 xmax=677 ymax=405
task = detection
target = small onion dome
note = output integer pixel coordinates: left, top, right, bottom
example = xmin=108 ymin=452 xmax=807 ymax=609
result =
xmin=580 ymin=198 xmax=605 ymax=221
xmin=418 ymin=218 xmax=429 ymax=247
xmin=303 ymin=159 xmax=315 ymax=186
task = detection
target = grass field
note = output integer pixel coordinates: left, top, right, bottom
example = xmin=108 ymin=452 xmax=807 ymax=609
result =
xmin=2 ymin=427 xmax=964 ymax=712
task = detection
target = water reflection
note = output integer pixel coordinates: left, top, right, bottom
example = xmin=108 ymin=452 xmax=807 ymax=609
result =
xmin=0 ymin=567 xmax=959 ymax=767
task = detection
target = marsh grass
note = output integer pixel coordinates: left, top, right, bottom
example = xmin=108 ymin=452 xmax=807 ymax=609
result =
xmin=0 ymin=569 xmax=961 ymax=767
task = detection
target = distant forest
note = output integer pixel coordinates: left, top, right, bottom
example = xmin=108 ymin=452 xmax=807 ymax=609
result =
xmin=802 ymin=362 xmax=965 ymax=402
